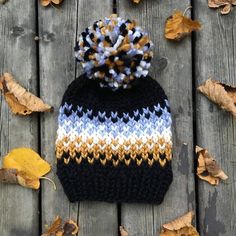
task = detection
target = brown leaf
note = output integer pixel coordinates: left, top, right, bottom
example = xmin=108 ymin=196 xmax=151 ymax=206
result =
xmin=196 ymin=146 xmax=228 ymax=185
xmin=165 ymin=9 xmax=201 ymax=41
xmin=0 ymin=168 xmax=18 ymax=184
xmin=132 ymin=0 xmax=141 ymax=3
xmin=42 ymin=216 xmax=79 ymax=236
xmin=0 ymin=73 xmax=52 ymax=115
xmin=120 ymin=226 xmax=129 ymax=236
xmin=208 ymin=0 xmax=236 ymax=15
xmin=159 ymin=211 xmax=199 ymax=236
xmin=198 ymin=78 xmax=236 ymax=118
xmin=40 ymin=0 xmax=63 ymax=7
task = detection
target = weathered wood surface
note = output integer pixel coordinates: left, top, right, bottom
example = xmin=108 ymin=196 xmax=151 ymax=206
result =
xmin=0 ymin=1 xmax=38 ymax=236
xmin=195 ymin=2 xmax=236 ymax=236
xmin=0 ymin=0 xmax=236 ymax=235
xmin=38 ymin=0 xmax=117 ymax=235
xmin=117 ymin=0 xmax=196 ymax=235
xmin=38 ymin=0 xmax=79 ymax=233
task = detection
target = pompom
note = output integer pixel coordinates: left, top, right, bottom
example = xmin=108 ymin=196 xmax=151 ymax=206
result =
xmin=75 ymin=14 xmax=153 ymax=89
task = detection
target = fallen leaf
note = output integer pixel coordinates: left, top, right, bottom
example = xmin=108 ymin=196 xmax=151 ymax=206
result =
xmin=120 ymin=226 xmax=129 ymax=236
xmin=208 ymin=0 xmax=236 ymax=15
xmin=42 ymin=216 xmax=79 ymax=236
xmin=0 ymin=147 xmax=52 ymax=189
xmin=40 ymin=0 xmax=63 ymax=7
xmin=0 ymin=73 xmax=52 ymax=115
xmin=165 ymin=8 xmax=201 ymax=41
xmin=132 ymin=0 xmax=141 ymax=3
xmin=198 ymin=78 xmax=236 ymax=118
xmin=0 ymin=0 xmax=9 ymax=4
xmin=159 ymin=211 xmax=199 ymax=236
xmin=196 ymin=146 xmax=228 ymax=185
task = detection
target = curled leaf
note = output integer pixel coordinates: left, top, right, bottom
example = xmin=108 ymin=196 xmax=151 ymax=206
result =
xmin=0 ymin=147 xmax=52 ymax=189
xmin=196 ymin=146 xmax=228 ymax=185
xmin=42 ymin=216 xmax=79 ymax=236
xmin=120 ymin=226 xmax=129 ymax=236
xmin=160 ymin=211 xmax=199 ymax=236
xmin=208 ymin=0 xmax=236 ymax=15
xmin=0 ymin=73 xmax=52 ymax=115
xmin=40 ymin=0 xmax=63 ymax=7
xmin=165 ymin=8 xmax=201 ymax=41
xmin=198 ymin=78 xmax=236 ymax=118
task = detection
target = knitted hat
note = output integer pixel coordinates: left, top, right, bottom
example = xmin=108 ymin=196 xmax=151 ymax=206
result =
xmin=56 ymin=15 xmax=173 ymax=203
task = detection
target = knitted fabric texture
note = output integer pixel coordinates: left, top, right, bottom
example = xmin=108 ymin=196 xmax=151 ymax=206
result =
xmin=56 ymin=15 xmax=173 ymax=203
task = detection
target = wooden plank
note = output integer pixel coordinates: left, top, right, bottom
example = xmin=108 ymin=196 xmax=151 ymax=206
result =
xmin=0 ymin=1 xmax=38 ymax=236
xmin=117 ymin=1 xmax=196 ymax=235
xmin=39 ymin=1 xmax=117 ymax=235
xmin=38 ymin=0 xmax=79 ymax=231
xmin=194 ymin=2 xmax=236 ymax=236
xmin=75 ymin=2 xmax=118 ymax=236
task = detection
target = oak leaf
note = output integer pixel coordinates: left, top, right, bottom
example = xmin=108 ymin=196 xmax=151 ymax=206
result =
xmin=0 ymin=73 xmax=52 ymax=115
xmin=165 ymin=9 xmax=201 ymax=41
xmin=159 ymin=211 xmax=199 ymax=236
xmin=196 ymin=146 xmax=228 ymax=185
xmin=208 ymin=0 xmax=236 ymax=15
xmin=40 ymin=0 xmax=63 ymax=7
xmin=120 ymin=226 xmax=129 ymax=236
xmin=42 ymin=216 xmax=79 ymax=236
xmin=198 ymin=78 xmax=236 ymax=118
xmin=0 ymin=147 xmax=52 ymax=189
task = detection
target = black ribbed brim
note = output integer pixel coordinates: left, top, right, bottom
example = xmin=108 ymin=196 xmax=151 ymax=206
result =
xmin=57 ymin=160 xmax=173 ymax=204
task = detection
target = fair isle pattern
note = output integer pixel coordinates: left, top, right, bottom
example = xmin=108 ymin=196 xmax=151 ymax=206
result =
xmin=56 ymin=100 xmax=172 ymax=167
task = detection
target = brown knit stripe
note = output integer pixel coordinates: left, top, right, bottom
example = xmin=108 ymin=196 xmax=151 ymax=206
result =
xmin=56 ymin=136 xmax=172 ymax=167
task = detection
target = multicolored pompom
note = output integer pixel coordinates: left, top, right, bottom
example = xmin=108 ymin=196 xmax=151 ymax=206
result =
xmin=75 ymin=14 xmax=153 ymax=89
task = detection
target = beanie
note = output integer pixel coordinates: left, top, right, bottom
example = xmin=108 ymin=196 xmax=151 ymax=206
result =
xmin=56 ymin=15 xmax=173 ymax=204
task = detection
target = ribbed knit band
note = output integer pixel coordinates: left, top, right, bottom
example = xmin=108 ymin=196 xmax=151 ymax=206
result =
xmin=56 ymin=74 xmax=173 ymax=203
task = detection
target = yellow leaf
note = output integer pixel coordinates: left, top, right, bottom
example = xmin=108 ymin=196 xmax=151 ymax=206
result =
xmin=165 ymin=8 xmax=201 ymax=41
xmin=3 ymin=148 xmax=50 ymax=178
xmin=2 ymin=148 xmax=51 ymax=189
xmin=159 ymin=212 xmax=199 ymax=236
xmin=0 ymin=73 xmax=52 ymax=115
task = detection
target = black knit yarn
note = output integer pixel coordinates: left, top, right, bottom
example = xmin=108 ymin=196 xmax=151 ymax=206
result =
xmin=56 ymin=75 xmax=173 ymax=204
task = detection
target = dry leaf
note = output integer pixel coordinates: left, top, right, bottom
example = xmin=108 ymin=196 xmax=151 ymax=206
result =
xmin=198 ymin=78 xmax=236 ymax=118
xmin=196 ymin=146 xmax=228 ymax=185
xmin=208 ymin=0 xmax=236 ymax=15
xmin=0 ymin=147 xmax=52 ymax=189
xmin=132 ymin=0 xmax=141 ymax=3
xmin=40 ymin=0 xmax=63 ymax=7
xmin=42 ymin=216 xmax=79 ymax=236
xmin=0 ymin=73 xmax=52 ymax=115
xmin=0 ymin=0 xmax=9 ymax=4
xmin=159 ymin=211 xmax=199 ymax=236
xmin=120 ymin=226 xmax=129 ymax=236
xmin=165 ymin=9 xmax=201 ymax=41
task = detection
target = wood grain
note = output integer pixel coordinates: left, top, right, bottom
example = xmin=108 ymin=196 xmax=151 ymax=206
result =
xmin=38 ymin=0 xmax=79 ymax=231
xmin=0 ymin=0 xmax=38 ymax=235
xmin=194 ymin=2 xmax=236 ymax=235
xmin=117 ymin=1 xmax=196 ymax=235
xmin=75 ymin=2 xmax=118 ymax=236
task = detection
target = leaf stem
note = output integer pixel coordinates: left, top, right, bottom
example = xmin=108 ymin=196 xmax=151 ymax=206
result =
xmin=183 ymin=6 xmax=192 ymax=16
xmin=40 ymin=176 xmax=57 ymax=190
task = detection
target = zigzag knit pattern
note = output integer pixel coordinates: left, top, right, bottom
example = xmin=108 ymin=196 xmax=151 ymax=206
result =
xmin=56 ymin=74 xmax=173 ymax=203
